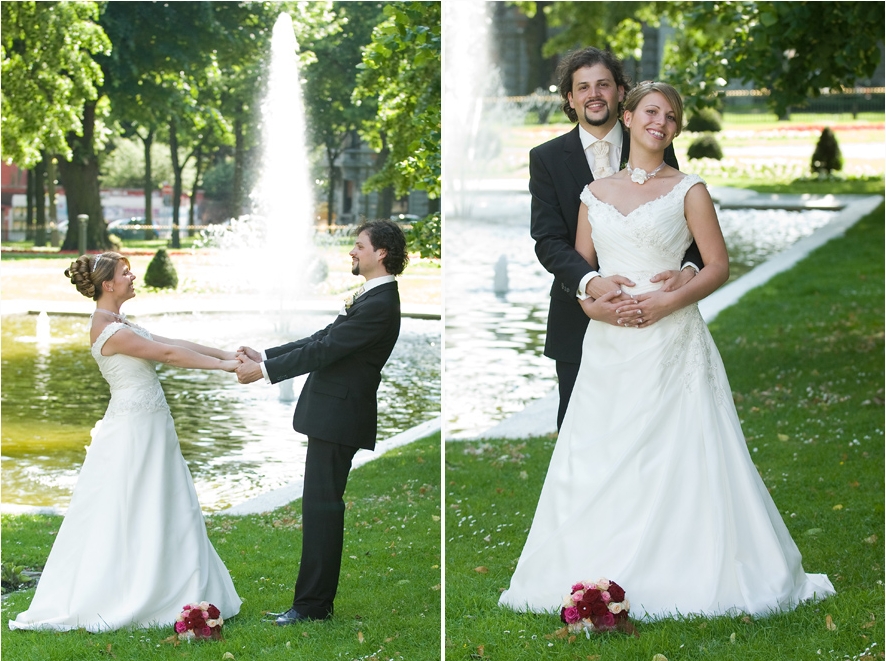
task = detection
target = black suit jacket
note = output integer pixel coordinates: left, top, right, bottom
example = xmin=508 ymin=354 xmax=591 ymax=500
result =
xmin=529 ymin=123 xmax=700 ymax=364
xmin=263 ymin=281 xmax=400 ymax=451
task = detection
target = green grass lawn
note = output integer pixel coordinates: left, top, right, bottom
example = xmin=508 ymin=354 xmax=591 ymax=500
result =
xmin=2 ymin=434 xmax=442 ymax=660
xmin=444 ymin=208 xmax=884 ymax=660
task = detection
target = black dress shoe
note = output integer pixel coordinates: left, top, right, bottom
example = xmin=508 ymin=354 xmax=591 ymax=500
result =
xmin=273 ymin=608 xmax=326 ymax=625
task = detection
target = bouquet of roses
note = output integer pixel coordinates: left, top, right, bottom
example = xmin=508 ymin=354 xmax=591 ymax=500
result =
xmin=174 ymin=602 xmax=224 ymax=641
xmin=560 ymin=578 xmax=633 ymax=636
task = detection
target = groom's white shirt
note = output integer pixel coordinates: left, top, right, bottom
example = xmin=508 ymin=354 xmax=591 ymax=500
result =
xmin=258 ymin=275 xmax=396 ymax=383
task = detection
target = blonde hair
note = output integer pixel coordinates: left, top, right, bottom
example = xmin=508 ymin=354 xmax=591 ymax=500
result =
xmin=623 ymin=81 xmax=684 ymax=137
xmin=64 ymin=252 xmax=130 ymax=300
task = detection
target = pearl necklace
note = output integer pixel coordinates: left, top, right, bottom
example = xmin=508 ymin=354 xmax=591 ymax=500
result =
xmin=93 ymin=308 xmax=127 ymax=323
xmin=626 ymin=161 xmax=666 ymax=185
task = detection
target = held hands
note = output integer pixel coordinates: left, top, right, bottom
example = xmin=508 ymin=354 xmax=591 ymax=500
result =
xmin=235 ymin=347 xmax=264 ymax=384
xmin=614 ymin=268 xmax=695 ymax=328
xmin=650 ymin=267 xmax=696 ymax=292
xmin=220 ymin=359 xmax=240 ymax=373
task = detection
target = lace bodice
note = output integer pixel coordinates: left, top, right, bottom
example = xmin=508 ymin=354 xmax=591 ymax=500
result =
xmin=580 ymin=174 xmax=704 ymax=294
xmin=90 ymin=322 xmax=169 ymax=418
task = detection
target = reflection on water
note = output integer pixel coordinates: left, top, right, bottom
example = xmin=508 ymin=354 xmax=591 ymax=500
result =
xmin=445 ymin=193 xmax=837 ymax=438
xmin=1 ymin=313 xmax=440 ymax=511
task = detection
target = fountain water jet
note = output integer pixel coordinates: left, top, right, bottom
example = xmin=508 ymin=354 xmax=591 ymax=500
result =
xmin=252 ymin=12 xmax=319 ymax=401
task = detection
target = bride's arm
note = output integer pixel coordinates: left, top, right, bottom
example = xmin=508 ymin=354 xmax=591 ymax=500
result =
xmin=574 ymin=203 xmax=598 ymax=269
xmin=151 ymin=334 xmax=237 ymax=360
xmin=103 ymin=329 xmax=239 ymax=371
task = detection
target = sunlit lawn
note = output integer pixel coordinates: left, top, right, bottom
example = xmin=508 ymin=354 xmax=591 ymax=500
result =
xmin=445 ymin=207 xmax=884 ymax=660
xmin=2 ymin=435 xmax=442 ymax=661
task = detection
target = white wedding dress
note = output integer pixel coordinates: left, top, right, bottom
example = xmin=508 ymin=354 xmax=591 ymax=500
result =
xmin=499 ymin=174 xmax=834 ymax=619
xmin=9 ymin=321 xmax=241 ymax=632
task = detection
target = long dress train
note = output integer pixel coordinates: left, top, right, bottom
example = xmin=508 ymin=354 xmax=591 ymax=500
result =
xmin=499 ymin=175 xmax=834 ymax=618
xmin=10 ymin=321 xmax=241 ymax=631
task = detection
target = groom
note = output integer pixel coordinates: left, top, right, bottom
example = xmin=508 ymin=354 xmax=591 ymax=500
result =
xmin=235 ymin=219 xmax=407 ymax=624
xmin=530 ymin=46 xmax=702 ymax=428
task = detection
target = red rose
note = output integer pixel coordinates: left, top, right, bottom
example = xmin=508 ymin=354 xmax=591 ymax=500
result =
xmin=582 ymin=590 xmax=609 ymax=616
xmin=201 ymin=626 xmax=213 ymax=638
xmin=577 ymin=600 xmax=593 ymax=618
xmin=188 ymin=611 xmax=206 ymax=628
xmin=608 ymin=582 xmax=626 ymax=602
xmin=207 ymin=604 xmax=221 ymax=619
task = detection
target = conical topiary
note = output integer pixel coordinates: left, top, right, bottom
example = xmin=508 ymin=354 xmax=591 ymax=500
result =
xmin=144 ymin=248 xmax=178 ymax=289
xmin=810 ymin=127 xmax=843 ymax=176
xmin=687 ymin=135 xmax=724 ymax=160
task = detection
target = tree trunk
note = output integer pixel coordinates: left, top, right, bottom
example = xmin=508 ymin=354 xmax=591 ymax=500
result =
xmin=141 ymin=128 xmax=157 ymax=239
xmin=47 ymin=154 xmax=59 ymax=247
xmin=25 ymin=168 xmax=34 ymax=242
xmin=169 ymin=119 xmax=182 ymax=249
xmin=188 ymin=146 xmax=205 ymax=237
xmin=59 ymin=101 xmax=108 ymax=251
xmin=325 ymin=143 xmax=339 ymax=227
xmin=232 ymin=116 xmax=245 ymax=218
xmin=34 ymin=155 xmax=46 ymax=247
xmin=524 ymin=1 xmax=553 ymax=94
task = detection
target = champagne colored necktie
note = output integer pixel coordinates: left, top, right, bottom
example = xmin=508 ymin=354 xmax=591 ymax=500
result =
xmin=591 ymin=140 xmax=614 ymax=179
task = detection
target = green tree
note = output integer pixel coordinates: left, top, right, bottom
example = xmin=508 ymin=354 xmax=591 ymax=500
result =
xmin=353 ymin=2 xmax=441 ymax=256
xmin=303 ymin=2 xmax=385 ymax=226
xmin=1 ymin=1 xmax=110 ymax=248
xmin=658 ymin=1 xmax=886 ymax=118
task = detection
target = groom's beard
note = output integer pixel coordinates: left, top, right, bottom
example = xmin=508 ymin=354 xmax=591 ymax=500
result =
xmin=351 ymin=263 xmax=360 ymax=276
xmin=584 ymin=104 xmax=612 ymax=127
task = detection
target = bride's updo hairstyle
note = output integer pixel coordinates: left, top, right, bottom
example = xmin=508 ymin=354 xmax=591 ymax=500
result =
xmin=64 ymin=252 xmax=130 ymax=301
xmin=623 ymin=81 xmax=684 ymax=138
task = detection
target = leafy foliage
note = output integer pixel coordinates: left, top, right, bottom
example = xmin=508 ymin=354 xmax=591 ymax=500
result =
xmin=686 ymin=135 xmax=724 ymax=161
xmin=684 ymin=108 xmax=723 ymax=133
xmin=659 ymin=1 xmax=886 ymax=117
xmin=143 ymin=249 xmax=178 ymax=289
xmin=353 ymin=2 xmax=441 ymax=200
xmin=407 ymin=213 xmax=441 ymax=260
xmin=810 ymin=128 xmax=843 ymax=176
xmin=1 ymin=1 xmax=110 ymax=168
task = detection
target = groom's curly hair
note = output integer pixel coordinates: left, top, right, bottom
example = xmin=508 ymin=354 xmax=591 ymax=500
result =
xmin=556 ymin=47 xmax=632 ymax=123
xmin=356 ymin=219 xmax=409 ymax=276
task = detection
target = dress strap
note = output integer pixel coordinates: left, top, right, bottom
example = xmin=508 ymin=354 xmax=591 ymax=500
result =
xmin=90 ymin=322 xmax=129 ymax=357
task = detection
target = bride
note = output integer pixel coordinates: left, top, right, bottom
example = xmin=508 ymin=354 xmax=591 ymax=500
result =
xmin=499 ymin=82 xmax=835 ymax=619
xmin=9 ymin=252 xmax=242 ymax=631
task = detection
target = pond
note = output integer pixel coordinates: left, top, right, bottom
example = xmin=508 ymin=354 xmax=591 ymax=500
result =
xmin=445 ymin=191 xmax=838 ymax=439
xmin=1 ymin=312 xmax=440 ymax=512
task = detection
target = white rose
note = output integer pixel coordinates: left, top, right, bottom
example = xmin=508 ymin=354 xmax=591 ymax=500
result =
xmin=608 ymin=602 xmax=623 ymax=614
xmin=595 ymin=578 xmax=610 ymax=590
xmin=630 ymin=168 xmax=648 ymax=184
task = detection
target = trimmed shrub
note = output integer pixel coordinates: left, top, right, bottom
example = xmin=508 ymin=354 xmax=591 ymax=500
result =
xmin=685 ymin=108 xmax=723 ymax=133
xmin=810 ymin=127 xmax=843 ymax=175
xmin=144 ymin=248 xmax=178 ymax=289
xmin=687 ymin=135 xmax=724 ymax=160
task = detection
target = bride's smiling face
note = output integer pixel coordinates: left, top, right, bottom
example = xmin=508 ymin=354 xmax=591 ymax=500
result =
xmin=105 ymin=261 xmax=137 ymax=300
xmin=624 ymin=91 xmax=679 ymax=150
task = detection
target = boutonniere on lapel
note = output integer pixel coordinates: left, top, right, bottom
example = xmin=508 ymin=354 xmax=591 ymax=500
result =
xmin=344 ymin=285 xmax=365 ymax=311
xmin=619 ymin=154 xmax=629 ymax=171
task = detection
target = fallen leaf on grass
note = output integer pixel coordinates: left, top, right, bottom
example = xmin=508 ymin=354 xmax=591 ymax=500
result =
xmin=474 ymin=566 xmax=488 ymax=574
xmin=730 ymin=632 xmax=736 ymax=643
xmin=357 ymin=631 xmax=365 ymax=643
xmin=826 ymin=614 xmax=837 ymax=631
xmin=476 ymin=644 xmax=485 ymax=656
xmin=223 ymin=654 xmax=235 ymax=660
xmin=805 ymin=528 xmax=823 ymax=536
xmin=833 ymin=504 xmax=843 ymax=511
xmin=778 ymin=434 xmax=790 ymax=441
xmin=546 ymin=627 xmax=569 ymax=639
xmin=159 ymin=635 xmax=180 ymax=646
xmin=864 ymin=535 xmax=878 ymax=544
xmin=652 ymin=655 xmax=669 ymax=661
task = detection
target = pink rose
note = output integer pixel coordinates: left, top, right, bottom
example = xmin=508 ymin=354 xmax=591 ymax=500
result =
xmin=201 ymin=626 xmax=213 ymax=638
xmin=562 ymin=606 xmax=581 ymax=624
xmin=596 ymin=612 xmax=616 ymax=629
xmin=571 ymin=590 xmax=584 ymax=603
xmin=571 ymin=582 xmax=586 ymax=593
xmin=601 ymin=591 xmax=611 ymax=603
xmin=174 ymin=621 xmax=188 ymax=633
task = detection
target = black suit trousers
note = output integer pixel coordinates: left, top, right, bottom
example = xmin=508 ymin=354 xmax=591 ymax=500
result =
xmin=292 ymin=437 xmax=358 ymax=618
